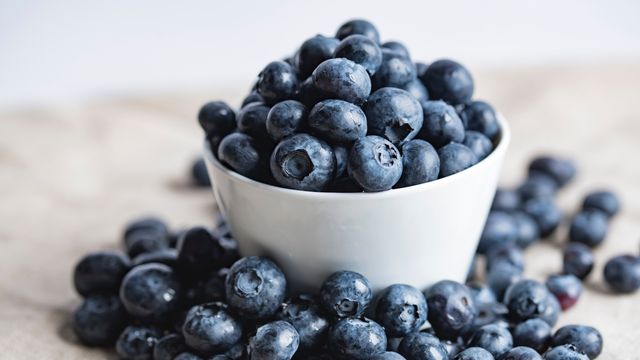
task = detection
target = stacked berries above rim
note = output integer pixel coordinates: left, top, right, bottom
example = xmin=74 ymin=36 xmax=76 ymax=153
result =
xmin=199 ymin=19 xmax=502 ymax=192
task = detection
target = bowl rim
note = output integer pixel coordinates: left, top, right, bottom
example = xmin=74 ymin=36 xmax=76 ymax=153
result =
xmin=204 ymin=113 xmax=510 ymax=200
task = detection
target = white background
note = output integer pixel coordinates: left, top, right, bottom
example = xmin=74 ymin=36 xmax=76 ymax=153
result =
xmin=1 ymin=0 xmax=639 ymax=109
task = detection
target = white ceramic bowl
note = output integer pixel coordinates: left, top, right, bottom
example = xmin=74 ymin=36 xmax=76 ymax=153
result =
xmin=204 ymin=115 xmax=510 ymax=292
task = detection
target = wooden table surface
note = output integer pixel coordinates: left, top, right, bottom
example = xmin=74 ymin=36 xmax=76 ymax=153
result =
xmin=1 ymin=63 xmax=639 ymax=359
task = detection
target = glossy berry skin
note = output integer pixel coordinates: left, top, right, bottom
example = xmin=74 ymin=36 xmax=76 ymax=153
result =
xmin=453 ymin=347 xmax=494 ymax=360
xmin=503 ymin=280 xmax=551 ymax=323
xmin=492 ymin=189 xmax=521 ymax=212
xmin=468 ymin=324 xmax=513 ymax=358
xmin=298 ymin=76 xmax=328 ymax=108
xmin=266 ymin=100 xmax=308 ymax=142
xmin=468 ymin=283 xmax=497 ymax=307
xmin=415 ymin=62 xmax=429 ymax=78
xmin=485 ymin=242 xmax=524 ymax=273
xmin=523 ymin=197 xmax=563 ymax=238
xmin=569 ymin=210 xmax=608 ymax=248
xmin=500 ymin=347 xmax=542 ymax=360
xmin=217 ymin=132 xmax=267 ymax=180
xmin=400 ymin=78 xmax=429 ymax=102
xmin=308 ymin=99 xmax=367 ymax=143
xmin=540 ymin=295 xmax=561 ymax=327
xmin=463 ymin=131 xmax=493 ymax=160
xmin=382 ymin=41 xmax=410 ymax=58
xmin=421 ymin=59 xmax=474 ymax=105
xmin=365 ymin=88 xmax=423 ymax=146
xmin=124 ymin=216 xmax=170 ymax=240
xmin=191 ymin=157 xmax=211 ymax=187
xmin=312 ymin=58 xmax=371 ymax=105
xmin=511 ymin=211 xmax=540 ymax=249
xmin=237 ymin=102 xmax=271 ymax=143
xmin=425 ymin=280 xmax=476 ymax=340
xmin=329 ymin=317 xmax=387 ymax=359
xmin=582 ymin=190 xmax=620 ymax=218
xmin=372 ymin=352 xmax=407 ymax=359
xmin=546 ymin=274 xmax=582 ymax=311
xmin=603 ymin=255 xmax=640 ymax=293
xmin=132 ymin=248 xmax=178 ymax=268
xmin=125 ymin=227 xmax=170 ymax=258
xmin=174 ymin=353 xmax=203 ymax=360
xmin=257 ymin=61 xmax=299 ymax=104
xmin=348 ymin=136 xmax=403 ymax=192
xmin=116 ymin=325 xmax=163 ymax=360
xmin=486 ymin=262 xmax=523 ymax=301
xmin=398 ymin=332 xmax=448 ymax=360
xmin=461 ymin=101 xmax=499 ymax=140
xmin=225 ymin=256 xmax=287 ymax=320
xmin=182 ymin=302 xmax=242 ymax=354
xmin=417 ymin=100 xmax=464 ymax=147
xmin=73 ymin=251 xmax=130 ymax=297
xmin=437 ymin=143 xmax=478 ymax=178
xmin=320 ymin=270 xmax=373 ymax=319
xmin=119 ymin=263 xmax=182 ymax=322
xmin=176 ymin=227 xmax=223 ymax=279
xmin=543 ymin=345 xmax=589 ymax=360
xmin=552 ymin=325 xmax=602 ymax=359
xmin=465 ymin=302 xmax=509 ymax=337
xmin=270 ymin=133 xmax=336 ymax=191
xmin=72 ymin=294 xmax=128 ymax=346
xmin=334 ymin=34 xmax=383 ymax=75
xmin=249 ymin=320 xmax=300 ymax=360
xmin=528 ymin=156 xmax=576 ymax=188
xmin=333 ymin=145 xmax=348 ymax=178
xmin=375 ymin=284 xmax=428 ymax=337
xmin=276 ymin=294 xmax=330 ymax=352
xmin=477 ymin=211 xmax=519 ymax=254
xmin=372 ymin=49 xmax=416 ymax=89
xmin=512 ymin=318 xmax=552 ymax=353
xmin=562 ymin=243 xmax=594 ymax=280
xmin=518 ymin=172 xmax=558 ymax=201
xmin=153 ymin=333 xmax=188 ymax=360
xmin=198 ymin=101 xmax=237 ymax=139
xmin=396 ymin=140 xmax=440 ymax=188
xmin=336 ymin=19 xmax=380 ymax=43
xmin=295 ymin=35 xmax=340 ymax=79
xmin=242 ymin=91 xmax=264 ymax=108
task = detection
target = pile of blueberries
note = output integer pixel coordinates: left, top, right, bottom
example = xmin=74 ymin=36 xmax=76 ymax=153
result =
xmin=199 ymin=19 xmax=500 ymax=192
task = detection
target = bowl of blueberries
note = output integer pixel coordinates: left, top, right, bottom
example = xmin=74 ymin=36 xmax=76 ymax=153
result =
xmin=200 ymin=19 xmax=510 ymax=291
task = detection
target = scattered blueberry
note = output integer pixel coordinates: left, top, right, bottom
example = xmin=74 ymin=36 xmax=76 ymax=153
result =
xmin=467 ymin=324 xmax=513 ymax=358
xmin=546 ymin=274 xmax=582 ymax=311
xmin=72 ymin=294 xmax=128 ymax=346
xmin=569 ymin=210 xmax=608 ymax=248
xmin=437 ymin=143 xmax=478 ymax=178
xmin=198 ymin=101 xmax=237 ymax=140
xmin=119 ymin=263 xmax=182 ymax=322
xmin=241 ymin=91 xmax=264 ymax=108
xmin=125 ymin=227 xmax=170 ymax=258
xmin=603 ymin=254 xmax=640 ymax=293
xmin=512 ymin=318 xmax=552 ymax=353
xmin=131 ymin=248 xmax=178 ymax=269
xmin=277 ymin=294 xmax=330 ymax=352
xmin=372 ymin=49 xmax=416 ymax=89
xmin=421 ymin=59 xmax=474 ymax=105
xmin=425 ymin=280 xmax=476 ymax=340
xmin=124 ymin=216 xmax=170 ymax=241
xmin=249 ymin=320 xmax=300 ymax=360
xmin=73 ymin=251 xmax=130 ymax=297
xmin=539 ymin=294 xmax=561 ymax=327
xmin=461 ymin=101 xmax=499 ymax=140
xmin=115 ymin=325 xmax=162 ymax=360
xmin=334 ymin=34 xmax=383 ymax=75
xmin=477 ymin=211 xmax=519 ymax=254
xmin=295 ymin=35 xmax=340 ymax=79
xmin=396 ymin=139 xmax=440 ymax=187
xmin=562 ymin=243 xmax=594 ymax=280
xmin=256 ymin=60 xmax=299 ymax=104
xmin=336 ymin=19 xmax=381 ymax=43
xmin=153 ymin=333 xmax=188 ymax=360
xmin=522 ymin=197 xmax=563 ymax=238
xmin=528 ymin=156 xmax=576 ymax=188
xmin=364 ymin=87 xmax=423 ymax=146
xmin=398 ymin=331 xmax=449 ymax=360
xmin=491 ymin=188 xmax=522 ymax=212
xmin=217 ymin=132 xmax=268 ymax=180
xmin=500 ymin=347 xmax=542 ymax=360
xmin=320 ymin=270 xmax=372 ymax=319
xmin=176 ymin=227 xmax=223 ymax=279
xmin=518 ymin=172 xmax=558 ymax=201
xmin=543 ymin=344 xmax=589 ymax=360
xmin=266 ymin=100 xmax=308 ymax=142
xmin=375 ymin=284 xmax=428 ymax=337
xmin=511 ymin=211 xmax=541 ymax=249
xmin=468 ymin=283 xmax=497 ymax=307
xmin=486 ymin=262 xmax=523 ymax=301
xmin=503 ymin=280 xmax=551 ymax=323
xmin=465 ymin=302 xmax=509 ymax=337
xmin=463 ymin=130 xmax=493 ymax=160
xmin=308 ymin=99 xmax=367 ymax=143
xmin=182 ymin=302 xmax=243 ymax=354
xmin=454 ymin=347 xmax=494 ymax=360
xmin=348 ymin=136 xmax=403 ymax=192
xmin=382 ymin=41 xmax=411 ymax=58
xmin=417 ymin=100 xmax=464 ymax=147
xmin=582 ymin=190 xmax=620 ymax=218
xmin=485 ymin=242 xmax=525 ymax=273
xmin=312 ymin=58 xmax=371 ymax=105
xmin=191 ymin=157 xmax=211 ymax=187
xmin=552 ymin=325 xmax=602 ymax=359
xmin=236 ymin=102 xmax=272 ymax=143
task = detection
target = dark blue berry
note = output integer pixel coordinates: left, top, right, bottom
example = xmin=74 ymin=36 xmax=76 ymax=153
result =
xmin=528 ymin=156 xmax=576 ymax=188
xmin=463 ymin=130 xmax=493 ymax=160
xmin=492 ymin=188 xmax=521 ymax=212
xmin=543 ymin=345 xmax=589 ymax=360
xmin=153 ymin=333 xmax=187 ymax=360
xmin=183 ymin=267 xmax=227 ymax=307
xmin=124 ymin=216 xmax=170 ymax=240
xmin=348 ymin=136 xmax=403 ymax=192
xmin=329 ymin=317 xmax=387 ymax=359
xmin=276 ymin=294 xmax=330 ymax=352
xmin=582 ymin=190 xmax=620 ymax=218
xmin=364 ymin=87 xmax=423 ymax=146
xmin=425 ymin=280 xmax=476 ymax=340
xmin=225 ymin=256 xmax=287 ymax=320
xmin=115 ymin=325 xmax=162 ymax=360
xmin=125 ymin=228 xmax=170 ymax=258
xmin=552 ymin=325 xmax=602 ymax=359
xmin=174 ymin=353 xmax=203 ymax=360
xmin=217 ymin=133 xmax=268 ymax=180
xmin=440 ymin=338 xmax=464 ymax=357
xmin=72 ymin=294 xmax=128 ymax=346
xmin=308 ymin=99 xmax=367 ymax=143
xmin=417 ymin=100 xmax=465 ymax=147
xmin=512 ymin=318 xmax=552 ymax=353
xmin=334 ymin=145 xmax=349 ymax=178
xmin=396 ymin=139 xmax=440 ymax=188
xmin=485 ymin=242 xmax=524 ymax=273
xmin=477 ymin=211 xmax=519 ymax=254
xmin=382 ymin=41 xmax=410 ymax=58
xmin=562 ymin=243 xmax=594 ymax=280
xmin=468 ymin=283 xmax=497 ymax=307
xmin=398 ymin=331 xmax=449 ymax=360
xmin=266 ymin=100 xmax=308 ymax=142
xmin=522 ymin=197 xmax=563 ymax=238
xmin=257 ymin=61 xmax=299 ymax=104
xmin=518 ymin=172 xmax=558 ymax=202
xmin=237 ymin=102 xmax=271 ymax=143
xmin=334 ymin=34 xmax=383 ymax=75
xmin=467 ymin=324 xmax=513 ymax=358
xmin=73 ymin=251 xmax=130 ymax=297
xmin=295 ymin=35 xmax=340 ymax=79
xmin=415 ymin=62 xmax=429 ymax=78
xmin=511 ymin=211 xmax=540 ymax=249
xmin=486 ymin=262 xmax=523 ymax=301
xmin=372 ymin=352 xmax=408 ymax=359
xmin=500 ymin=347 xmax=542 ymax=360
xmin=191 ymin=157 xmax=211 ymax=187
xmin=176 ymin=227 xmax=223 ymax=279
xmin=465 ymin=302 xmax=509 ymax=337
xmin=372 ymin=49 xmax=416 ymax=89
xmin=399 ymin=78 xmax=429 ymax=102
xmin=312 ymin=58 xmax=371 ymax=105
xmin=545 ymin=274 xmax=582 ymax=311
xmin=182 ymin=302 xmax=242 ymax=354
xmin=198 ymin=101 xmax=237 ymax=139
xmin=336 ymin=19 xmax=380 ymax=43
xmin=437 ymin=143 xmax=478 ymax=178
xmin=421 ymin=59 xmax=474 ymax=105
xmin=242 ymin=91 xmax=265 ymax=108
xmin=132 ymin=248 xmax=178 ymax=268
xmin=297 ymin=76 xmax=328 ymax=107
xmin=454 ymin=347 xmax=494 ymax=360
xmin=603 ymin=254 xmax=640 ymax=293
xmin=569 ymin=210 xmax=608 ymax=248
xmin=461 ymin=101 xmax=499 ymax=140
xmin=119 ymin=263 xmax=182 ymax=322
xmin=540 ymin=295 xmax=560 ymax=327
xmin=503 ymin=280 xmax=551 ymax=323
xmin=249 ymin=320 xmax=300 ymax=360
xmin=374 ymin=284 xmax=428 ymax=337
xmin=320 ymin=270 xmax=373 ymax=319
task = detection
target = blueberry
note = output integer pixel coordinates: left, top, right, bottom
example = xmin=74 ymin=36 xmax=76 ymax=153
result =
xmin=396 ymin=140 xmax=440 ymax=188
xmin=237 ymin=102 xmax=272 ymax=143
xmin=249 ymin=320 xmax=300 ymax=360
xmin=522 ymin=197 xmax=563 ymax=238
xmin=312 ymin=58 xmax=371 ymax=105
xmin=295 ymin=35 xmax=340 ymax=79
xmin=569 ymin=210 xmax=608 ymax=248
xmin=224 ymin=342 xmax=247 ymax=360
xmin=477 ymin=211 xmax=519 ymax=254
xmin=465 ymin=302 xmax=509 ymax=337
xmin=468 ymin=283 xmax=497 ymax=307
xmin=543 ymin=345 xmax=589 ymax=360
xmin=198 ymin=101 xmax=237 ymax=139
xmin=463 ymin=131 xmax=493 ymax=160
xmin=512 ymin=318 xmax=552 ymax=353
xmin=398 ymin=332 xmax=448 ymax=360
xmin=375 ymin=284 xmax=428 ymax=337
xmin=437 ymin=143 xmax=478 ymax=178
xmin=276 ymin=294 xmax=330 ymax=352
xmin=329 ymin=317 xmax=387 ymax=359
xmin=257 ymin=61 xmax=299 ymax=104
xmin=132 ymin=248 xmax=178 ymax=268
xmin=348 ymin=136 xmax=403 ymax=192
xmin=552 ymin=325 xmax=602 ymax=359
xmin=453 ymin=347 xmax=494 ymax=360
xmin=520 ymin=172 xmax=559 ymax=202
xmin=582 ymin=190 xmax=620 ymax=218
xmin=372 ymin=49 xmax=416 ymax=89
xmin=382 ymin=41 xmax=410 ymax=58
xmin=503 ymin=279 xmax=551 ymax=323
xmin=183 ymin=267 xmax=227 ymax=306
xmin=528 ymin=156 xmax=576 ymax=188
xmin=225 ymin=256 xmax=287 ymax=320
xmin=125 ymin=228 xmax=170 ymax=258
xmin=539 ymin=294 xmax=560 ymax=327
xmin=485 ymin=242 xmax=524 ymax=273
xmin=461 ymin=101 xmax=499 ymax=140
xmin=372 ymin=352 xmax=408 ymax=360
xmin=511 ymin=211 xmax=540 ymax=249
xmin=176 ymin=227 xmax=223 ymax=279
xmin=467 ymin=324 xmax=513 ymax=358
xmin=415 ymin=62 xmax=429 ymax=79
xmin=242 ymin=91 xmax=265 ymax=108
xmin=425 ymin=280 xmax=476 ymax=340
xmin=492 ymin=188 xmax=522 ymax=212
xmin=119 ymin=263 xmax=182 ymax=322
xmin=73 ymin=251 xmax=130 ymax=297
xmin=545 ymin=274 xmax=582 ymax=311
xmin=153 ymin=333 xmax=187 ymax=360
xmin=217 ymin=132 xmax=268 ymax=179
xmin=486 ymin=262 xmax=523 ymax=301
xmin=334 ymin=34 xmax=383 ymax=75
xmin=364 ymin=87 xmax=423 ymax=146
xmin=603 ymin=254 xmax=640 ymax=293
xmin=182 ymin=302 xmax=243 ymax=354
xmin=440 ymin=338 xmax=464 ymax=357
xmin=124 ymin=216 xmax=170 ymax=239
xmin=72 ymin=294 xmax=128 ymax=346
xmin=320 ymin=270 xmax=373 ymax=319
xmin=191 ymin=157 xmax=211 ymax=187
xmin=417 ymin=100 xmax=465 ymax=147
xmin=500 ymin=347 xmax=542 ymax=360
xmin=115 ymin=325 xmax=163 ymax=360
xmin=420 ymin=59 xmax=474 ymax=105
xmin=270 ymin=133 xmax=336 ymax=191
xmin=399 ymin=78 xmax=429 ymax=102
xmin=266 ymin=100 xmax=308 ymax=142
xmin=334 ymin=145 xmax=349 ymax=178
xmin=308 ymin=99 xmax=367 ymax=143
xmin=336 ymin=19 xmax=380 ymax=43
xmin=174 ymin=353 xmax=203 ymax=360
xmin=562 ymin=243 xmax=594 ymax=280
